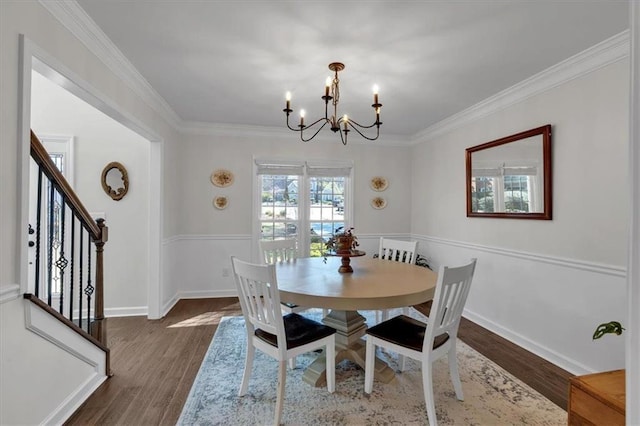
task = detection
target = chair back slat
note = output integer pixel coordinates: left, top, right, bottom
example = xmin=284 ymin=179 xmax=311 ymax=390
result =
xmin=378 ymin=238 xmax=418 ymax=264
xmin=231 ymin=256 xmax=284 ymax=338
xmin=423 ymin=259 xmax=477 ymax=352
xmin=260 ymin=239 xmax=298 ymax=264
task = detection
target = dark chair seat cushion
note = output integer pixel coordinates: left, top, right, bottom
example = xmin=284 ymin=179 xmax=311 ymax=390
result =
xmin=366 ymin=314 xmax=449 ymax=352
xmin=255 ymin=313 xmax=336 ymax=350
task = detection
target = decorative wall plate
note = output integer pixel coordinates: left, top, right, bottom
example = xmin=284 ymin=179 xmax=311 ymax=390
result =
xmin=211 ymin=169 xmax=234 ymax=187
xmin=213 ymin=196 xmax=228 ymax=210
xmin=371 ymin=196 xmax=387 ymax=209
xmin=370 ymin=176 xmax=388 ymax=191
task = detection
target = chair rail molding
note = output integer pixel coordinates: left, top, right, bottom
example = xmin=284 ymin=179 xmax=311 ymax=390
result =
xmin=0 ymin=284 xmax=21 ymax=304
xmin=413 ymin=234 xmax=626 ymax=277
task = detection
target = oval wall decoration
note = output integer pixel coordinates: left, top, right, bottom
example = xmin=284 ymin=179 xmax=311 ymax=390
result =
xmin=211 ymin=169 xmax=234 ymax=187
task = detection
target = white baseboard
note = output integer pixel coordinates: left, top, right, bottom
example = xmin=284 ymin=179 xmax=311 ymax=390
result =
xmin=42 ymin=372 xmax=107 ymax=425
xmin=462 ymin=308 xmax=593 ymax=376
xmin=178 ymin=289 xmax=237 ymax=299
xmin=162 ymin=292 xmax=180 ymax=318
xmin=104 ymin=306 xmax=148 ymax=318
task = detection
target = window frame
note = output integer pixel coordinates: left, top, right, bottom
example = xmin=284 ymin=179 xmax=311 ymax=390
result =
xmin=253 ymin=158 xmax=354 ymax=261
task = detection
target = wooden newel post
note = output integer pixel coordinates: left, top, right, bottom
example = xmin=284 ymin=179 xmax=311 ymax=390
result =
xmin=92 ymin=218 xmax=108 ymax=349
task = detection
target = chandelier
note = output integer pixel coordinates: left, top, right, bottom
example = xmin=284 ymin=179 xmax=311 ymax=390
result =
xmin=283 ymin=62 xmax=382 ymax=145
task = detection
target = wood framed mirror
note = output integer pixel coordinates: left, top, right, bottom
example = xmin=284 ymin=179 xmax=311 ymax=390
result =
xmin=466 ymin=124 xmax=552 ymax=219
xmin=101 ymin=161 xmax=129 ymax=201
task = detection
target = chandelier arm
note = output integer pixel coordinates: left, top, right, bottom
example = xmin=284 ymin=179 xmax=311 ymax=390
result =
xmin=299 ymin=119 xmax=331 ymax=143
xmin=285 ymin=113 xmax=300 ymax=131
xmin=286 ymin=114 xmax=327 ymax=133
xmin=343 ymin=118 xmax=378 ymax=130
xmin=338 ymin=128 xmax=348 ymax=145
xmin=341 ymin=121 xmax=380 ymax=141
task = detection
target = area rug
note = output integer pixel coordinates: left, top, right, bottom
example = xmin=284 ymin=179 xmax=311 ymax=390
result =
xmin=177 ymin=311 xmax=566 ymax=425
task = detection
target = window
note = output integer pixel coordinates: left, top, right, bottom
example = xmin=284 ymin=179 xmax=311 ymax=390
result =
xmin=255 ymin=159 xmax=352 ymax=258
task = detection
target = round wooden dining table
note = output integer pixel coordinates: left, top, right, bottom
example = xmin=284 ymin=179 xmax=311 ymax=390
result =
xmin=275 ymin=255 xmax=437 ymax=387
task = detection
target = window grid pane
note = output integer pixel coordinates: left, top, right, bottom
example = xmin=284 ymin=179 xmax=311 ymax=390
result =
xmin=309 ymin=177 xmax=345 ymax=257
xmin=260 ymin=175 xmax=299 ymax=240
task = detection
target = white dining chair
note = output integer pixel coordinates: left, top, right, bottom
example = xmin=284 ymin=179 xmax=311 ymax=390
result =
xmin=364 ymin=258 xmax=477 ymax=426
xmin=231 ymin=256 xmax=336 ymax=426
xmin=260 ymin=239 xmax=329 ymax=317
xmin=376 ymin=237 xmax=419 ymax=322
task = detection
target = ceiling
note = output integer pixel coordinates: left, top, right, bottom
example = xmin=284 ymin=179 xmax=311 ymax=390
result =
xmin=75 ymin=1 xmax=629 ymax=140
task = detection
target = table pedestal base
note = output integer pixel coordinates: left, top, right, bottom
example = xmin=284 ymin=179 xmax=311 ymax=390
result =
xmin=338 ymin=256 xmax=354 ymax=273
xmin=301 ymin=310 xmax=395 ymax=387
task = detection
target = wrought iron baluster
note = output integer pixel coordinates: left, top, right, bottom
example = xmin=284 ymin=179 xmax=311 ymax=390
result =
xmin=35 ymin=168 xmax=43 ymax=297
xmin=56 ymin=201 xmax=67 ymax=313
xmin=78 ymin=227 xmax=84 ymax=330
xmin=69 ymin=219 xmax=75 ymax=322
xmin=47 ymin=181 xmax=55 ymax=306
xmin=85 ymin=232 xmax=94 ymax=334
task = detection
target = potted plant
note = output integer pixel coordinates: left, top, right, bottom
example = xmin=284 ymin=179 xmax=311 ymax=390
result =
xmin=592 ymin=321 xmax=625 ymax=340
xmin=324 ymin=226 xmax=359 ymax=255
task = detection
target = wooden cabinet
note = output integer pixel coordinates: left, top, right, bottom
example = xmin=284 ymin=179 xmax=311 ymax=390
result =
xmin=568 ymin=369 xmax=625 ymax=425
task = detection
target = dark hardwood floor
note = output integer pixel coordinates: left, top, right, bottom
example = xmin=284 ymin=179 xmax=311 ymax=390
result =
xmin=65 ymin=298 xmax=572 ymax=425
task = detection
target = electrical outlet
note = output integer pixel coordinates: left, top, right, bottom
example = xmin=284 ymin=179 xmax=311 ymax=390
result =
xmin=222 ymin=268 xmax=230 ymax=277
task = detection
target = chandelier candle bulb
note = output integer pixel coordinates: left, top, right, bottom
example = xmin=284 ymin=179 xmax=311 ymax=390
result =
xmin=325 ymin=77 xmax=331 ymax=97
xmin=373 ymin=85 xmax=379 ymax=105
xmin=300 ymin=109 xmax=305 ymax=127
xmin=285 ymin=92 xmax=291 ymax=111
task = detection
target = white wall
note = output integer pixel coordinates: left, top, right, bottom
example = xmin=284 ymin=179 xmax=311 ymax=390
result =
xmin=162 ymin=131 xmax=413 ymax=310
xmin=0 ymin=2 xmax=179 ymax=424
xmin=30 ymin=71 xmax=151 ymax=315
xmin=411 ymin=58 xmax=629 ymax=374
xmin=1 ymin=1 xmax=636 ymax=423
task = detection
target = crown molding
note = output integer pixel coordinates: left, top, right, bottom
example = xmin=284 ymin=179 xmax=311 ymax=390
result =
xmin=39 ymin=2 xmax=629 ymax=146
xmin=38 ymin=0 xmax=183 ymax=130
xmin=410 ymin=30 xmax=630 ymax=144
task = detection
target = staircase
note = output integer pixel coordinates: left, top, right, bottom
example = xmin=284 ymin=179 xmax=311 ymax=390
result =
xmin=28 ymin=128 xmax=109 ymax=362
xmin=7 ymin=130 xmax=112 ymax=423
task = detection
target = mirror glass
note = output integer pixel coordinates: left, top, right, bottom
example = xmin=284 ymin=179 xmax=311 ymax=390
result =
xmin=466 ymin=125 xmax=552 ymax=219
xmin=101 ymin=162 xmax=129 ymax=201
xmin=106 ymin=167 xmax=123 ymax=189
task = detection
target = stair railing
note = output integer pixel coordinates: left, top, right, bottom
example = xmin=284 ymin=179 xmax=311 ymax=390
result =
xmin=27 ymin=130 xmax=109 ymax=351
